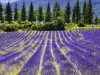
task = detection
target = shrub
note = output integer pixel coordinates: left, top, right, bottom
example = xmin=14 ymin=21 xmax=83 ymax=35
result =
xmin=18 ymin=24 xmax=25 ymax=29
xmin=12 ymin=21 xmax=19 ymax=28
xmin=36 ymin=23 xmax=43 ymax=30
xmin=78 ymin=23 xmax=85 ymax=27
xmin=42 ymin=21 xmax=57 ymax=30
xmin=24 ymin=20 xmax=32 ymax=29
xmin=56 ymin=17 xmax=65 ymax=30
xmin=4 ymin=24 xmax=18 ymax=32
xmin=3 ymin=22 xmax=18 ymax=32
xmin=31 ymin=22 xmax=43 ymax=30
xmin=0 ymin=23 xmax=5 ymax=30
xmin=31 ymin=17 xmax=65 ymax=30
xmin=17 ymin=19 xmax=21 ymax=24
xmin=5 ymin=26 xmax=18 ymax=32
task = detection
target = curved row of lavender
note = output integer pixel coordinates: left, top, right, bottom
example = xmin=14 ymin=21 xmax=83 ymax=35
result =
xmin=0 ymin=30 xmax=100 ymax=75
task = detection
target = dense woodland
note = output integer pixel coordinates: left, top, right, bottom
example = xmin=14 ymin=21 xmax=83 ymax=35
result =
xmin=0 ymin=0 xmax=99 ymax=31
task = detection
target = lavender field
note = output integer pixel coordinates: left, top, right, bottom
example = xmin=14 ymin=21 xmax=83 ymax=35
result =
xmin=0 ymin=30 xmax=100 ymax=75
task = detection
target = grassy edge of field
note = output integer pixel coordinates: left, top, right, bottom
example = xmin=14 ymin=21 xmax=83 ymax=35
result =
xmin=0 ymin=23 xmax=100 ymax=32
xmin=66 ymin=27 xmax=100 ymax=31
xmin=65 ymin=23 xmax=100 ymax=31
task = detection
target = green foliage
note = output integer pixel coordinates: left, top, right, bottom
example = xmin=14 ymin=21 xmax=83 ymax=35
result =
xmin=31 ymin=22 xmax=44 ymax=30
xmin=21 ymin=2 xmax=26 ymax=21
xmin=72 ymin=4 xmax=76 ymax=23
xmin=86 ymin=0 xmax=94 ymax=24
xmin=5 ymin=2 xmax=12 ymax=23
xmin=24 ymin=20 xmax=32 ymax=28
xmin=82 ymin=0 xmax=87 ymax=23
xmin=12 ymin=21 xmax=19 ymax=28
xmin=4 ymin=26 xmax=18 ymax=32
xmin=36 ymin=22 xmax=43 ymax=30
xmin=38 ymin=17 xmax=65 ymax=30
xmin=28 ymin=1 xmax=36 ymax=22
xmin=31 ymin=22 xmax=56 ymax=30
xmin=14 ymin=3 xmax=18 ymax=21
xmin=42 ymin=21 xmax=56 ymax=30
xmin=3 ymin=22 xmax=19 ymax=32
xmin=38 ymin=5 xmax=44 ymax=21
xmin=65 ymin=0 xmax=71 ymax=23
xmin=98 ymin=23 xmax=100 ymax=26
xmin=53 ymin=1 xmax=60 ymax=19
xmin=0 ymin=0 xmax=96 ymax=31
xmin=31 ymin=18 xmax=65 ymax=30
xmin=98 ymin=18 xmax=100 ymax=23
xmin=0 ymin=21 xmax=26 ymax=31
xmin=0 ymin=3 xmax=3 ymax=22
xmin=78 ymin=23 xmax=85 ymax=27
xmin=34 ymin=10 xmax=38 ymax=20
xmin=56 ymin=17 xmax=65 ymax=30
xmin=75 ymin=0 xmax=81 ymax=24
xmin=43 ymin=10 xmax=46 ymax=18
xmin=60 ymin=9 xmax=65 ymax=17
xmin=94 ymin=16 xmax=98 ymax=25
xmin=0 ymin=23 xmax=5 ymax=30
xmin=16 ymin=11 xmax=21 ymax=24
xmin=45 ymin=2 xmax=51 ymax=22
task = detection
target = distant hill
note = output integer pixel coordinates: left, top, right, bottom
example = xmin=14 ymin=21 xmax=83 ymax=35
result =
xmin=1 ymin=0 xmax=100 ymax=16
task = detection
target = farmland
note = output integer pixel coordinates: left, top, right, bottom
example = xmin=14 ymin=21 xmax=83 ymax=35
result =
xmin=0 ymin=30 xmax=100 ymax=75
xmin=0 ymin=0 xmax=100 ymax=75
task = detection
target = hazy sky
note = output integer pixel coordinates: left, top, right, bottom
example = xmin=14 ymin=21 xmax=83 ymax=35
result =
xmin=0 ymin=0 xmax=19 ymax=3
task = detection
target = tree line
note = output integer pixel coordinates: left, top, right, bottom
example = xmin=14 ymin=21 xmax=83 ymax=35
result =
xmin=0 ymin=0 xmax=99 ymax=26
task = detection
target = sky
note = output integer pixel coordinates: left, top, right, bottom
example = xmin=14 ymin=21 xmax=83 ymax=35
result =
xmin=0 ymin=0 xmax=19 ymax=3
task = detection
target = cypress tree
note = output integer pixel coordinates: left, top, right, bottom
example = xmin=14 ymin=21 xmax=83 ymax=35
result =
xmin=5 ymin=1 xmax=12 ymax=23
xmin=14 ymin=3 xmax=18 ymax=21
xmin=45 ymin=2 xmax=51 ymax=22
xmin=53 ymin=1 xmax=60 ymax=19
xmin=72 ymin=4 xmax=76 ymax=23
xmin=21 ymin=2 xmax=26 ymax=21
xmin=86 ymin=0 xmax=93 ymax=24
xmin=75 ymin=0 xmax=81 ymax=23
xmin=0 ymin=3 xmax=3 ymax=22
xmin=65 ymin=0 xmax=71 ymax=23
xmin=82 ymin=0 xmax=87 ymax=23
xmin=28 ymin=1 xmax=36 ymax=22
xmin=38 ymin=5 xmax=43 ymax=21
